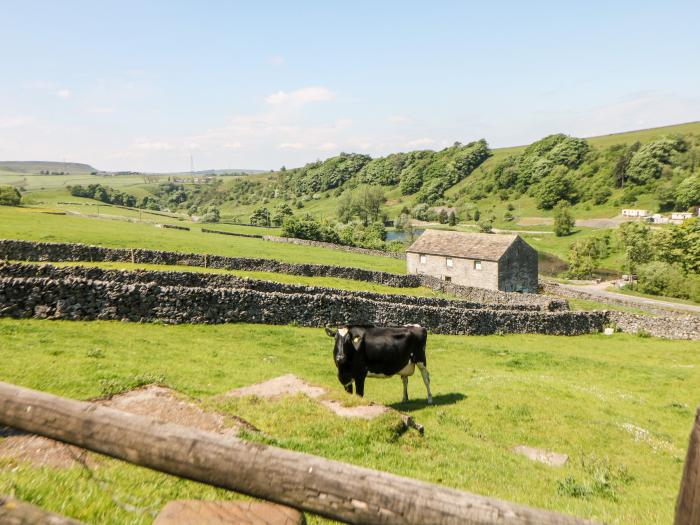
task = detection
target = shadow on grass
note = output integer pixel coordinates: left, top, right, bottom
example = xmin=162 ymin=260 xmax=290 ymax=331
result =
xmin=389 ymin=392 xmax=466 ymax=412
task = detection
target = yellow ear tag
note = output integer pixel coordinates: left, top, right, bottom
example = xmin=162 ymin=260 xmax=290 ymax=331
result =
xmin=353 ymin=336 xmax=361 ymax=344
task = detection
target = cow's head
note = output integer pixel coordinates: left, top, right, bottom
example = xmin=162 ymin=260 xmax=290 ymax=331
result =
xmin=325 ymin=326 xmax=363 ymax=367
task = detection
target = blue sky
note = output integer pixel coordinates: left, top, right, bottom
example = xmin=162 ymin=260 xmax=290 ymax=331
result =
xmin=1 ymin=1 xmax=699 ymax=171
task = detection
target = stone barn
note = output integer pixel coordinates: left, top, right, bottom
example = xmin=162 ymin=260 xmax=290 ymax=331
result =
xmin=406 ymin=230 xmax=538 ymax=293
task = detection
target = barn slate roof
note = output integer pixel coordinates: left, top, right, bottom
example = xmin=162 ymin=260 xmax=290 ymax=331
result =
xmin=405 ymin=230 xmax=520 ymax=262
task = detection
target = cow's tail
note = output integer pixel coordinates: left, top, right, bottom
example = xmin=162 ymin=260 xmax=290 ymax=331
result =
xmin=412 ymin=326 xmax=428 ymax=366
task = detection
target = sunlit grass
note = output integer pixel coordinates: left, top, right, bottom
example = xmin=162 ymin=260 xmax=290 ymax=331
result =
xmin=0 ymin=319 xmax=697 ymax=524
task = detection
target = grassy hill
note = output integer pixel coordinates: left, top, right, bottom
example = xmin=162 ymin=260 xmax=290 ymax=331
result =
xmin=3 ymin=121 xmax=699 ymax=279
xmin=0 ymin=160 xmax=96 ymax=174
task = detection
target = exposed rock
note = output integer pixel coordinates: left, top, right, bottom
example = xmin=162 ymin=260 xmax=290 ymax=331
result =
xmin=513 ymin=445 xmax=568 ymax=466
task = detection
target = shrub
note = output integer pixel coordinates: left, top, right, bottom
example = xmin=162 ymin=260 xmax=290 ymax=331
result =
xmin=0 ymin=185 xmax=21 ymax=206
xmin=675 ymin=174 xmax=700 ymax=210
xmin=553 ymin=200 xmax=575 ymax=236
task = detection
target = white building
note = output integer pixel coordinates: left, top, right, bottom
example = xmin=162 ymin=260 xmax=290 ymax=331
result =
xmin=622 ymin=209 xmax=649 ymax=218
xmin=671 ymin=212 xmax=694 ymax=221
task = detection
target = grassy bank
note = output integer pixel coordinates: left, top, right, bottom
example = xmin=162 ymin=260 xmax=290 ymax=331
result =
xmin=0 ymin=319 xmax=697 ymax=524
xmin=0 ymin=206 xmax=405 ymax=273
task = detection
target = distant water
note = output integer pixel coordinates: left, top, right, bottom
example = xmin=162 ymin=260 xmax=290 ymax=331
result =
xmin=386 ymin=228 xmax=425 ymax=241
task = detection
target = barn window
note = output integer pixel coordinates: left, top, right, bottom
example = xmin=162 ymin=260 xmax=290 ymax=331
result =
xmin=419 ymin=254 xmax=427 ymax=264
xmin=446 ymin=257 xmax=453 ymax=268
xmin=474 ymin=260 xmax=482 ymax=270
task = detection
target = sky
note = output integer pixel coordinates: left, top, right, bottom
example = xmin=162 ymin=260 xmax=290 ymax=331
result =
xmin=1 ymin=1 xmax=699 ymax=172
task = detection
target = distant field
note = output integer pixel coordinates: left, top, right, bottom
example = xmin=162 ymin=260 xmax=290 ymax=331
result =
xmin=0 ymin=205 xmax=405 ymax=273
xmin=0 ymin=319 xmax=697 ymax=524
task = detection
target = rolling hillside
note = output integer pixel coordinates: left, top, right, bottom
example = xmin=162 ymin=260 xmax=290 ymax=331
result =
xmin=0 ymin=160 xmax=97 ymax=174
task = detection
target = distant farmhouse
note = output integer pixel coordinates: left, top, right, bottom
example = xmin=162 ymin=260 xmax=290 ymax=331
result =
xmin=406 ymin=230 xmax=538 ymax=293
xmin=622 ymin=209 xmax=649 ymax=218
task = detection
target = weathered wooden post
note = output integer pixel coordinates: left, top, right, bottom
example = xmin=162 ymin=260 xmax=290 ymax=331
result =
xmin=676 ymin=407 xmax=700 ymax=525
xmin=0 ymin=495 xmax=85 ymax=525
xmin=0 ymin=380 xmax=598 ymax=525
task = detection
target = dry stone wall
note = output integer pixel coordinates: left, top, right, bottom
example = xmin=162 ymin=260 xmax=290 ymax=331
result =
xmin=0 ymin=263 xmax=545 ymax=312
xmin=0 ymin=239 xmax=416 ymax=287
xmin=417 ymin=274 xmax=566 ymax=311
xmin=0 ymin=275 xmax=606 ymax=336
xmin=607 ymin=311 xmax=700 ymax=340
xmin=0 ymin=240 xmax=563 ymax=310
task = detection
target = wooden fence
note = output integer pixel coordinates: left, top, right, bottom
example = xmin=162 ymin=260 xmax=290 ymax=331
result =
xmin=0 ymin=380 xmax=597 ymax=525
xmin=676 ymin=407 xmax=700 ymax=525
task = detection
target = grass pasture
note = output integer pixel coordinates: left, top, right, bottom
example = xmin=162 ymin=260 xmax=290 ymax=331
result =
xmin=0 ymin=320 xmax=698 ymax=524
xmin=0 ymin=205 xmax=405 ymax=273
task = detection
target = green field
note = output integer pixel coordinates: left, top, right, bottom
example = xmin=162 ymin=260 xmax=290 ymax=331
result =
xmin=0 ymin=205 xmax=405 ymax=273
xmin=0 ymin=319 xmax=698 ymax=524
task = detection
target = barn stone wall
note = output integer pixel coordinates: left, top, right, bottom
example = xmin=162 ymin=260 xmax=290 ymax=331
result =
xmin=407 ymin=251 xmax=500 ymax=290
xmin=498 ymin=238 xmax=539 ymax=294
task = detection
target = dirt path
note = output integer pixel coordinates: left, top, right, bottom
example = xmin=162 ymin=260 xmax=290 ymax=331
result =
xmin=560 ymin=281 xmax=700 ymax=314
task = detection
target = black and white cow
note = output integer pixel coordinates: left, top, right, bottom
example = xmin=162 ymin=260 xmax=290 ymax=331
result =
xmin=324 ymin=324 xmax=432 ymax=404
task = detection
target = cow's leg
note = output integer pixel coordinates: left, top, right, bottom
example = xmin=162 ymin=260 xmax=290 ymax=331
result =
xmin=343 ymin=381 xmax=353 ymax=395
xmin=417 ymin=362 xmax=432 ymax=404
xmin=354 ymin=375 xmax=365 ymax=397
xmin=401 ymin=375 xmax=409 ymax=403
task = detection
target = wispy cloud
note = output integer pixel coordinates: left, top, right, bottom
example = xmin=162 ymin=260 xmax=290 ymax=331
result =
xmin=268 ymin=56 xmax=285 ymax=66
xmin=223 ymin=141 xmax=242 ymax=149
xmin=56 ymin=89 xmax=71 ymax=100
xmin=278 ymin=142 xmax=304 ymax=150
xmin=318 ymin=142 xmax=337 ymax=151
xmin=265 ymin=86 xmax=334 ymax=106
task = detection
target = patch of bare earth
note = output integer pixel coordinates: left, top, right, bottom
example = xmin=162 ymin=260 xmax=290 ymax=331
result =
xmin=0 ymin=385 xmax=243 ymax=468
xmin=226 ymin=374 xmax=418 ymax=425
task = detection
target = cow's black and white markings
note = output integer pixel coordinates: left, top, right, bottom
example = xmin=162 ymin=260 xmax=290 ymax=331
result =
xmin=324 ymin=324 xmax=432 ymax=404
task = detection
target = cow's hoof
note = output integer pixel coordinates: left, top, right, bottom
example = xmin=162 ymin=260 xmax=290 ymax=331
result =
xmin=427 ymin=398 xmax=433 ymax=405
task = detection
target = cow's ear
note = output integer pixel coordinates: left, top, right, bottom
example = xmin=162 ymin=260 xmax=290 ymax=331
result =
xmin=324 ymin=326 xmax=337 ymax=337
xmin=351 ymin=333 xmax=364 ymax=351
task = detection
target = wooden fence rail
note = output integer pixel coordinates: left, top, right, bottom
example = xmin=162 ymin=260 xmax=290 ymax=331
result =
xmin=676 ymin=407 xmax=700 ymax=525
xmin=0 ymin=494 xmax=85 ymax=524
xmin=0 ymin=381 xmax=597 ymax=525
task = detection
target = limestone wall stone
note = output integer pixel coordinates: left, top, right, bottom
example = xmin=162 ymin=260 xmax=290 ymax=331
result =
xmin=0 ymin=239 xmax=563 ymax=310
xmin=0 ymin=274 xmax=606 ymax=336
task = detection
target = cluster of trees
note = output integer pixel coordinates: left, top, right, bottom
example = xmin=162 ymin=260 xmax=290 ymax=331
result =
xmin=279 ymin=153 xmax=372 ymax=196
xmin=249 ymin=203 xmax=294 ymax=227
xmin=280 ymin=214 xmax=390 ymax=250
xmin=567 ymin=219 xmax=700 ymax=301
xmin=274 ymin=141 xmax=490 ymax=206
xmin=0 ymin=185 xmax=21 ymax=206
xmin=458 ymin=132 xmax=700 ymax=214
xmin=337 ymin=185 xmax=385 ymax=225
xmin=68 ymin=184 xmax=138 ymax=207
